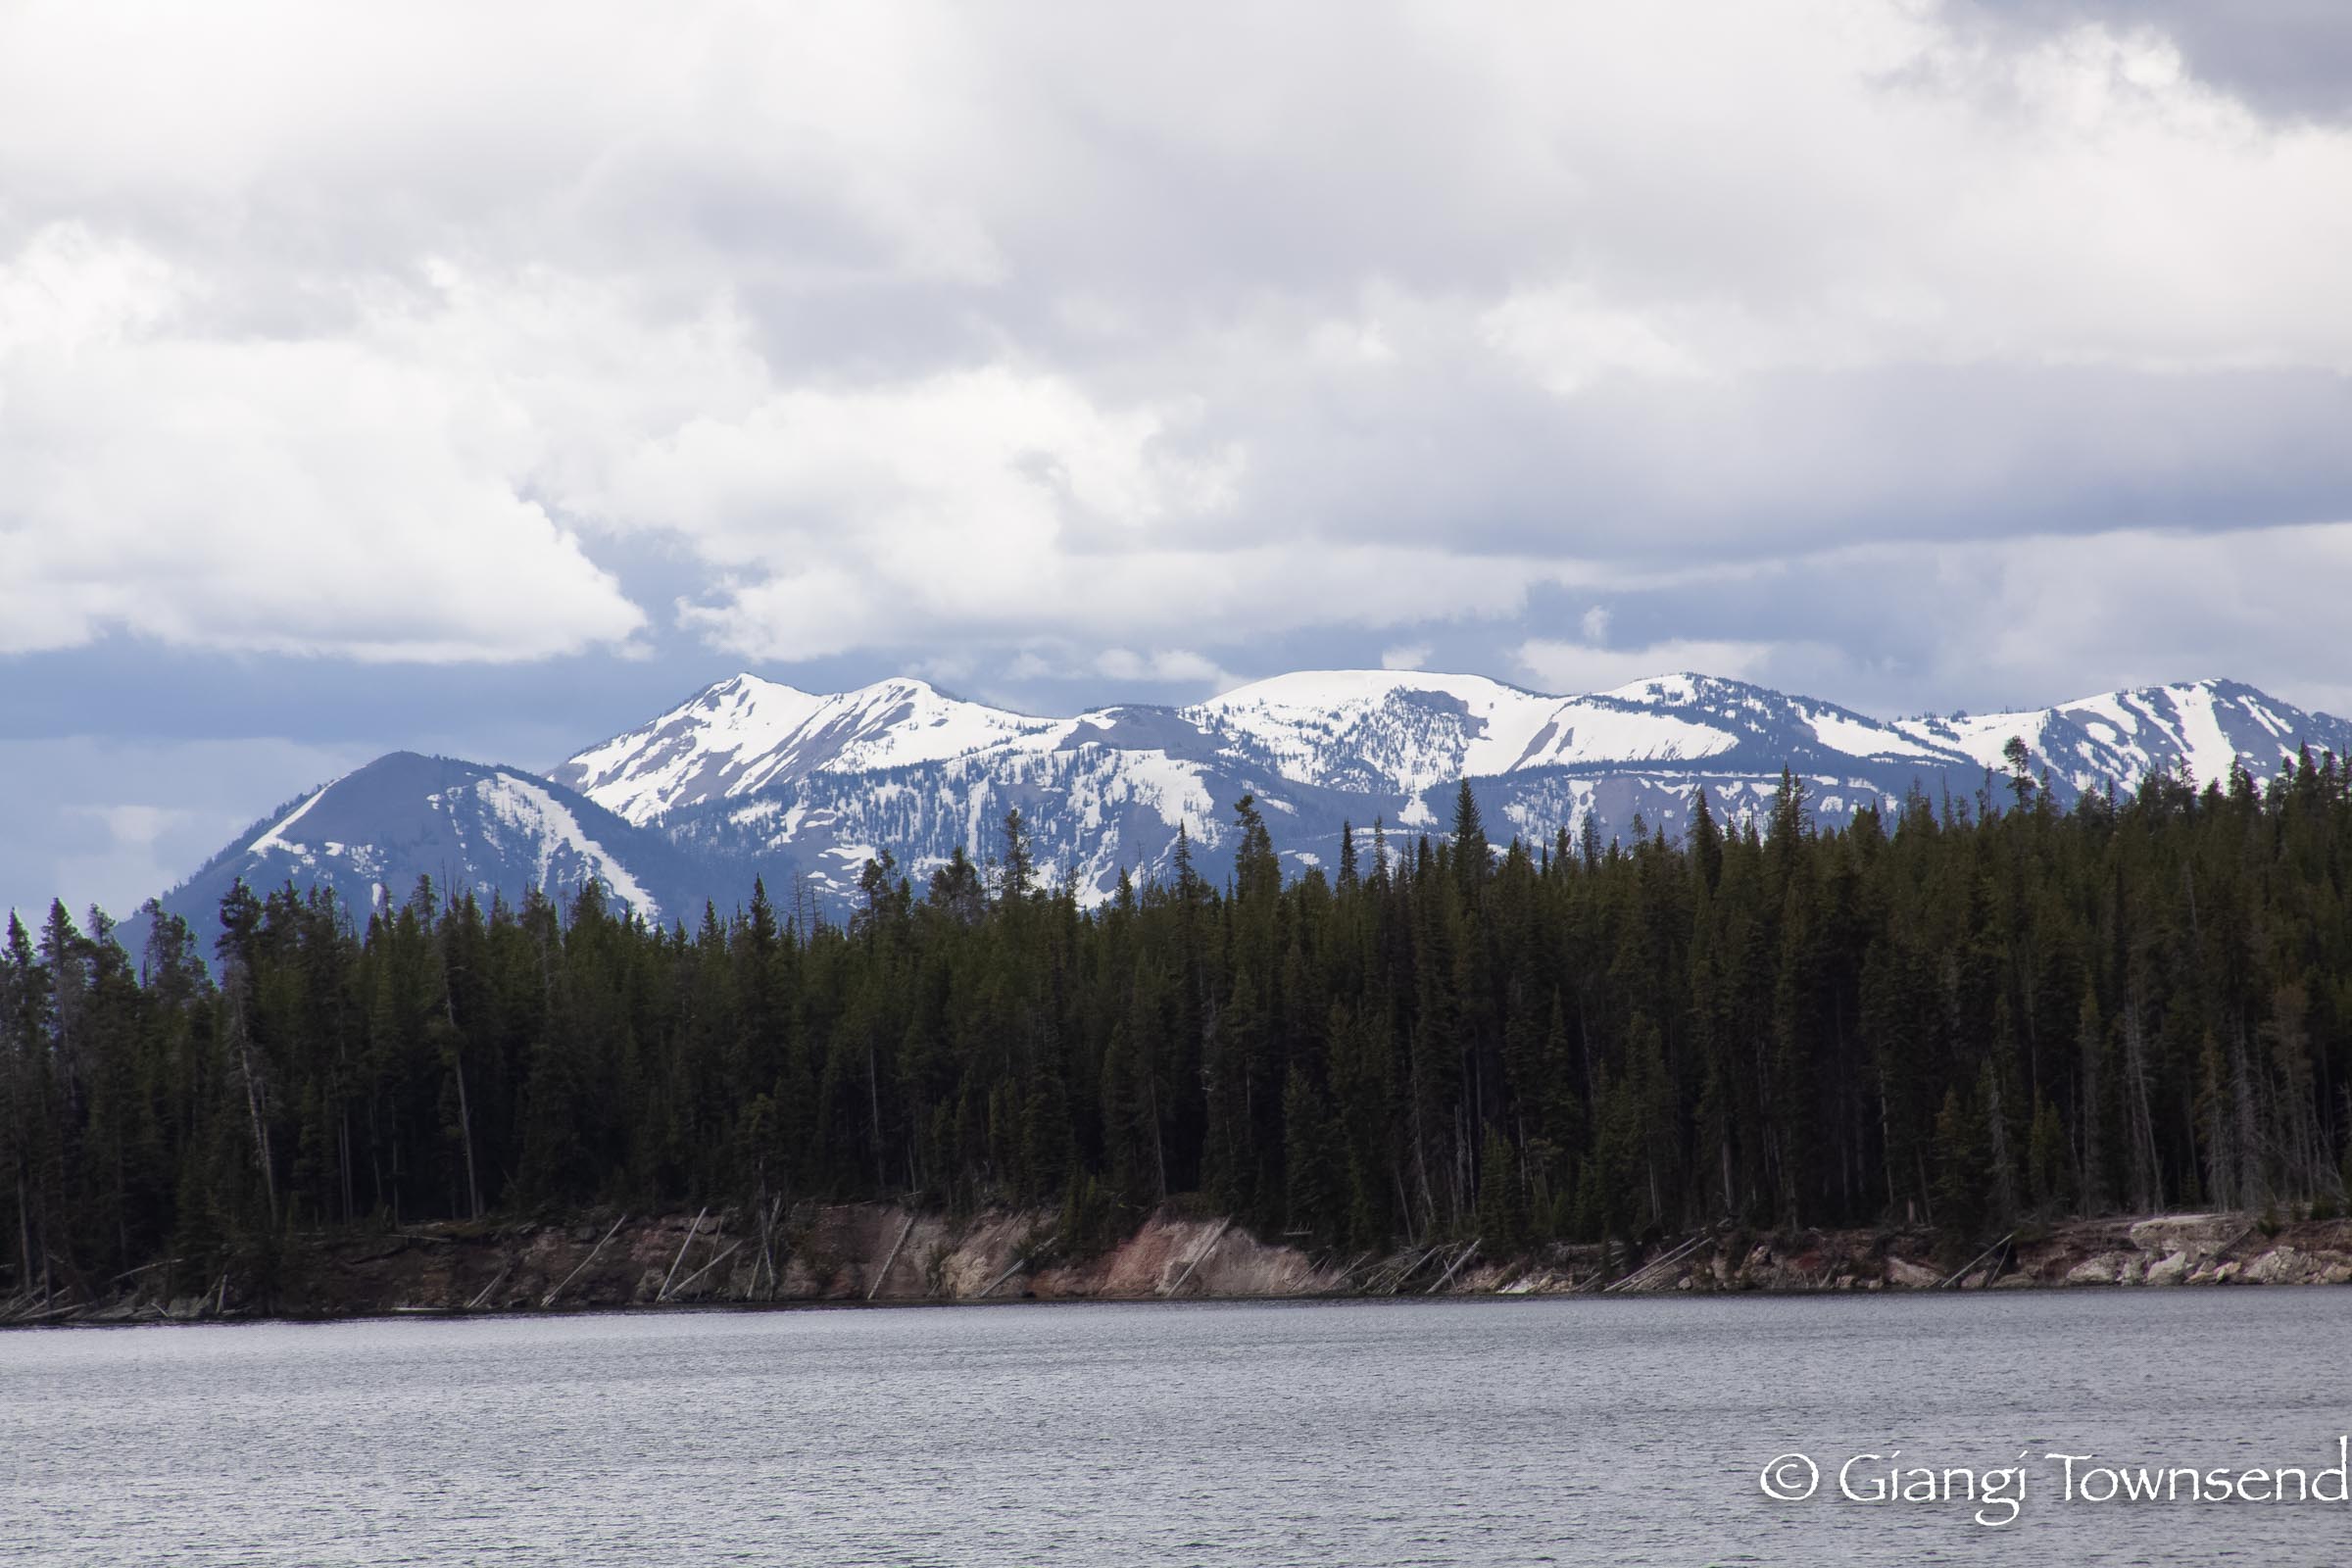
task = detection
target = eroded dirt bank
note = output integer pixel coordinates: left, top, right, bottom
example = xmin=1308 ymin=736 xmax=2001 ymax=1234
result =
xmin=17 ymin=1206 xmax=2352 ymax=1325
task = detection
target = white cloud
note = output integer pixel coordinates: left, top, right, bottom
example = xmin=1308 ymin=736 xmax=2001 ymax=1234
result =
xmin=577 ymin=364 xmax=1247 ymax=656
xmin=1092 ymin=648 xmax=1233 ymax=687
xmin=0 ymin=0 xmax=2346 ymax=694
xmin=1516 ymin=637 xmax=1778 ymax=695
xmin=71 ymin=804 xmax=194 ymax=851
xmin=998 ymin=639 xmax=1235 ymax=693
xmin=1482 ymin=286 xmax=1714 ymax=395
xmin=1902 ymin=520 xmax=2352 ymax=717
xmin=1381 ymin=643 xmax=1432 ymax=670
xmin=0 ymin=228 xmax=646 ymax=662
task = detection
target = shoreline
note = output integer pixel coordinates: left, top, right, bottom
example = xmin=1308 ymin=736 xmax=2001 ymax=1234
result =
xmin=11 ymin=1204 xmax=2351 ymax=1329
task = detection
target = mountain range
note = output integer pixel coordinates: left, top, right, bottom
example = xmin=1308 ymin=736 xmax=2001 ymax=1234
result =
xmin=152 ymin=669 xmax=2352 ymax=934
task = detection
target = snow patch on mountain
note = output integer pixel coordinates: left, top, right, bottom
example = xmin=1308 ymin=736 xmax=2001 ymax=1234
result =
xmin=555 ymin=673 xmax=828 ymax=822
xmin=1524 ymin=700 xmax=1739 ymax=766
xmin=1187 ymin=668 xmax=1566 ymax=793
xmin=557 ymin=673 xmax=1070 ymax=824
xmin=1899 ymin=679 xmax=2344 ymax=794
xmin=466 ymin=773 xmax=660 ymax=919
xmin=2168 ymin=683 xmax=2238 ymax=788
xmin=1800 ymin=708 xmax=1949 ymax=764
xmin=248 ymin=782 xmax=333 ymax=858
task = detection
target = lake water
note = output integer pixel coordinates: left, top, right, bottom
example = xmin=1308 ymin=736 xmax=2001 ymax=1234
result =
xmin=3 ymin=1291 xmax=2347 ymax=1565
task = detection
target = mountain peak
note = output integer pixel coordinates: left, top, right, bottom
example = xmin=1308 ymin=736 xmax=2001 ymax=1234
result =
xmin=161 ymin=666 xmax=2352 ymax=928
xmin=1599 ymin=671 xmax=1727 ymax=707
xmin=707 ymin=669 xmax=817 ymax=699
xmin=554 ymin=671 xmax=1067 ymax=824
xmin=168 ymin=752 xmax=693 ymax=934
xmin=1898 ymin=677 xmax=2340 ymax=793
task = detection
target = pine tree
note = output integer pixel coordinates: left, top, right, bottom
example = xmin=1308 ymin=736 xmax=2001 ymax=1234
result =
xmin=1475 ymin=1124 xmax=1527 ymax=1251
xmin=1689 ymin=787 xmax=1723 ymax=894
xmin=998 ymin=810 xmax=1035 ymax=906
xmin=1282 ymin=1064 xmax=1343 ymax=1245
xmin=1450 ymin=780 xmax=1490 ymax=898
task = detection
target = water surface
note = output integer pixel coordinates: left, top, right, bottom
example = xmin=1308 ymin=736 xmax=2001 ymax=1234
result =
xmin=3 ymin=1292 xmax=2346 ymax=1564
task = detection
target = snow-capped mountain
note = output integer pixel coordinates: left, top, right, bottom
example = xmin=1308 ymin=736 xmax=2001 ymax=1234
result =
xmin=562 ymin=674 xmax=1068 ymax=826
xmin=552 ymin=668 xmax=1970 ymax=832
xmin=1187 ymin=669 xmax=1962 ymax=794
xmin=656 ymin=730 xmax=1363 ymax=909
xmin=154 ymin=670 xmax=2352 ymax=931
xmin=156 ymin=753 xmax=713 ymax=934
xmin=538 ymin=669 xmax=2352 ymax=911
xmin=1896 ymin=679 xmax=2331 ymax=796
xmin=549 ymin=675 xmax=1336 ymax=901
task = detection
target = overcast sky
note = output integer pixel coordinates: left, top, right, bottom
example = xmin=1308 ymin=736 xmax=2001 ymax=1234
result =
xmin=6 ymin=0 xmax=2351 ymax=923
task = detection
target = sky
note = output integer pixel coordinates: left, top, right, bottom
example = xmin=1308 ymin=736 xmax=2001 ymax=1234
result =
xmin=5 ymin=0 xmax=2352 ymax=924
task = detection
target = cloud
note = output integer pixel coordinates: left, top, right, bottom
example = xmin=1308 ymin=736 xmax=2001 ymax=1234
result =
xmin=1381 ymin=644 xmax=1432 ymax=671
xmin=0 ymin=0 xmax=2348 ymax=707
xmin=0 ymin=228 xmax=647 ymax=662
xmin=1092 ymin=648 xmax=1234 ymax=688
xmin=1948 ymin=1 xmax=2352 ymax=123
xmin=1516 ymin=637 xmax=1779 ymax=696
xmin=996 ymin=640 xmax=1238 ymax=696
xmin=1531 ymin=519 xmax=2352 ymax=719
xmin=0 ymin=737 xmax=379 ymax=926
xmin=1888 ymin=520 xmax=2352 ymax=717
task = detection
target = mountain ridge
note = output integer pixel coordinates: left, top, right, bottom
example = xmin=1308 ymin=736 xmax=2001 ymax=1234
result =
xmin=148 ymin=669 xmax=2352 ymax=934
xmin=151 ymin=752 xmax=710 ymax=938
xmin=547 ymin=666 xmax=2349 ymax=909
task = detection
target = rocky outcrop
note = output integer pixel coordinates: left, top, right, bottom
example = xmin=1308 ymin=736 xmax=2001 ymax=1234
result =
xmin=1478 ymin=1212 xmax=2352 ymax=1296
xmin=16 ymin=1206 xmax=2352 ymax=1325
xmin=30 ymin=1204 xmax=1354 ymax=1324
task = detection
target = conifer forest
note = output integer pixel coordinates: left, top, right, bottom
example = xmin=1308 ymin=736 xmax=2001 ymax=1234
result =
xmin=10 ymin=752 xmax=2352 ymax=1300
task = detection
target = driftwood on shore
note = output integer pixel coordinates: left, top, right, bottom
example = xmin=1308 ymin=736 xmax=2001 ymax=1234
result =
xmin=658 ymin=1206 xmax=709 ymax=1302
xmin=666 ymin=1240 xmax=743 ymax=1299
xmin=17 ymin=1204 xmax=2352 ymax=1326
xmin=868 ymin=1214 xmax=916 ymax=1300
xmin=1426 ymin=1239 xmax=1482 ymax=1295
xmin=1606 ymin=1232 xmax=1708 ymax=1294
xmin=541 ymin=1215 xmax=626 ymax=1308
xmin=1161 ymin=1218 xmax=1232 ymax=1298
xmin=1938 ymin=1232 xmax=2014 ymax=1290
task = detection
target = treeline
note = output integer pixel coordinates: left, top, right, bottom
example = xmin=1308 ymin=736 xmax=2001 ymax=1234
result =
xmin=9 ymin=749 xmax=2352 ymax=1300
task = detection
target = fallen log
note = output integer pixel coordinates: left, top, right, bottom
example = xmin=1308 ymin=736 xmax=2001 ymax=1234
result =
xmin=541 ymin=1215 xmax=626 ymax=1308
xmin=1161 ymin=1218 xmax=1233 ymax=1298
xmin=1426 ymin=1239 xmax=1482 ymax=1295
xmin=1938 ymin=1232 xmax=2014 ymax=1291
xmin=666 ymin=1240 xmax=744 ymax=1299
xmin=658 ymin=1206 xmax=710 ymax=1302
xmin=868 ymin=1214 xmax=916 ymax=1300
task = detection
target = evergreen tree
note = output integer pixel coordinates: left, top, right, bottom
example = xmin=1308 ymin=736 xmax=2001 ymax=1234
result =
xmin=1450 ymin=780 xmax=1490 ymax=899
xmin=10 ymin=738 xmax=2352 ymax=1299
